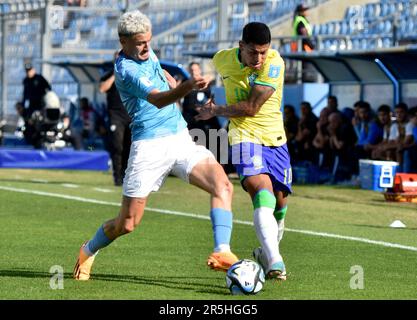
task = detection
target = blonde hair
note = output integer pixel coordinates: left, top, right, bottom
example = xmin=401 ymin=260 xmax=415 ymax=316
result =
xmin=118 ymin=10 xmax=152 ymax=37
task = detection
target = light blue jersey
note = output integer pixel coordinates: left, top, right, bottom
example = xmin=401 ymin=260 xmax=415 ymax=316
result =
xmin=114 ymin=49 xmax=187 ymax=141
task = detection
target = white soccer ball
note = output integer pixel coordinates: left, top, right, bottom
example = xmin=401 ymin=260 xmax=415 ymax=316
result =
xmin=225 ymin=259 xmax=265 ymax=295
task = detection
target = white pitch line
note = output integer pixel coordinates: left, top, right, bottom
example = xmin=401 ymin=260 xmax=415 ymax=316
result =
xmin=61 ymin=183 xmax=79 ymax=188
xmin=1 ymin=185 xmax=417 ymax=253
xmin=31 ymin=179 xmax=49 ymax=183
xmin=93 ymin=188 xmax=114 ymax=193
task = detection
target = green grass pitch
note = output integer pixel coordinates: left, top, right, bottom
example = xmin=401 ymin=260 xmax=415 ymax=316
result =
xmin=0 ymin=168 xmax=416 ymax=299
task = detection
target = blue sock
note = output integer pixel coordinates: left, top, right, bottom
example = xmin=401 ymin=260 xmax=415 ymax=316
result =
xmin=84 ymin=225 xmax=113 ymax=256
xmin=210 ymin=208 xmax=233 ymax=252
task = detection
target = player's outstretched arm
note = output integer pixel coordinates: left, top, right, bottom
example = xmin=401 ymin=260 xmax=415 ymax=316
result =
xmin=195 ymin=84 xmax=274 ymax=120
xmin=162 ymin=70 xmax=177 ymax=89
xmin=147 ymin=76 xmax=209 ymax=109
xmin=99 ymin=74 xmax=115 ymax=93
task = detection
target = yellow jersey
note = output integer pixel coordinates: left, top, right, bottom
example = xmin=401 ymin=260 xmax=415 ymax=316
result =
xmin=213 ymin=47 xmax=286 ymax=146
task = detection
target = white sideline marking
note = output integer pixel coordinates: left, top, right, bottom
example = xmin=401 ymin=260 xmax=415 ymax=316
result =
xmin=61 ymin=183 xmax=79 ymax=188
xmin=1 ymin=185 xmax=417 ymax=253
xmin=31 ymin=179 xmax=49 ymax=183
xmin=93 ymin=188 xmax=113 ymax=193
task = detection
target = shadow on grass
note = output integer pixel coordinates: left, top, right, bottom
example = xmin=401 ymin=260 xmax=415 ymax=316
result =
xmin=351 ymin=224 xmax=417 ymax=231
xmin=370 ymin=198 xmax=417 ymax=208
xmin=0 ymin=269 xmax=229 ymax=296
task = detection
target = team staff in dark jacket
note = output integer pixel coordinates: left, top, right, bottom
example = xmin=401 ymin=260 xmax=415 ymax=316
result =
xmin=99 ymin=52 xmax=131 ymax=186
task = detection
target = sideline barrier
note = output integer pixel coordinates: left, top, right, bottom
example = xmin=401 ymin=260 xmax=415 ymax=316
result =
xmin=0 ymin=148 xmax=110 ymax=171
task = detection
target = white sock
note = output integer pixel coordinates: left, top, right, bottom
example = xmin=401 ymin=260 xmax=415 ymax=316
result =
xmin=277 ymin=219 xmax=285 ymax=244
xmin=254 ymin=207 xmax=282 ymax=268
xmin=215 ymin=244 xmax=231 ymax=253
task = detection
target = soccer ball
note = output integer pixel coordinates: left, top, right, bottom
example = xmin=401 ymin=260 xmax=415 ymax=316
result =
xmin=225 ymin=259 xmax=265 ymax=295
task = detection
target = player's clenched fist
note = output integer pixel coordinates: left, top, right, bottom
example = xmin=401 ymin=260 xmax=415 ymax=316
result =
xmin=190 ymin=75 xmax=210 ymax=90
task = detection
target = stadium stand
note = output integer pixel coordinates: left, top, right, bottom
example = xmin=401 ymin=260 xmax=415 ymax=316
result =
xmin=1 ymin=0 xmax=327 ymax=119
xmin=0 ymin=0 xmax=416 ymax=177
xmin=311 ymin=0 xmax=417 ymax=51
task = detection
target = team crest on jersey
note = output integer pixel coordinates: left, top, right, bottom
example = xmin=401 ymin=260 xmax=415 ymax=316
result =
xmin=248 ymin=73 xmax=258 ymax=87
xmin=268 ymin=65 xmax=281 ymax=78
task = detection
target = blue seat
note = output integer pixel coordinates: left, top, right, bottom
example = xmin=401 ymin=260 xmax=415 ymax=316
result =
xmin=364 ymin=3 xmax=372 ymax=19
xmin=382 ymin=37 xmax=392 ymax=48
xmin=406 ymin=19 xmax=414 ymax=36
xmin=387 ymin=3 xmax=396 ymax=16
xmin=327 ymin=22 xmax=335 ymax=34
xmin=361 ymin=38 xmax=368 ymax=50
xmin=380 ymin=3 xmax=387 ymax=16
xmin=384 ymin=20 xmax=392 ymax=34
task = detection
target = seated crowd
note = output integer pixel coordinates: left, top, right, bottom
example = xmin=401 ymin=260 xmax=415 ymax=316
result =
xmin=284 ymin=96 xmax=417 ymax=183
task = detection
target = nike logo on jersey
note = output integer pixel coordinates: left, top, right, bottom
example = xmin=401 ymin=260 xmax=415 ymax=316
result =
xmin=222 ymin=76 xmax=230 ymax=80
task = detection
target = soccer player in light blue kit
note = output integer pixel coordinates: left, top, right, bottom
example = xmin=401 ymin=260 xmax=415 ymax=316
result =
xmin=73 ymin=10 xmax=238 ymax=281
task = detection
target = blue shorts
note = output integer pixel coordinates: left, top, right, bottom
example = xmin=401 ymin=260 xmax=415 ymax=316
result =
xmin=230 ymin=142 xmax=292 ymax=194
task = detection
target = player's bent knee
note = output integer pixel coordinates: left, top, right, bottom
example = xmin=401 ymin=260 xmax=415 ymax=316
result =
xmin=116 ymin=218 xmax=138 ymax=235
xmin=214 ymin=179 xmax=233 ymax=200
xmin=225 ymin=180 xmax=234 ymax=196
xmin=120 ymin=223 xmax=135 ymax=235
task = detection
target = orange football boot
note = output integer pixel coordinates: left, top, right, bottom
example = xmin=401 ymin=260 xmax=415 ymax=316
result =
xmin=73 ymin=241 xmax=96 ymax=281
xmin=207 ymin=251 xmax=239 ymax=272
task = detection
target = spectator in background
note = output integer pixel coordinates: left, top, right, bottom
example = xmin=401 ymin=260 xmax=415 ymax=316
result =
xmin=80 ymin=97 xmax=96 ymax=143
xmin=182 ymin=63 xmax=228 ymax=169
xmin=351 ymin=100 xmax=363 ymax=138
xmin=182 ymin=62 xmax=219 ymax=145
xmin=295 ymin=101 xmax=318 ymax=162
xmin=403 ymin=106 xmax=417 ymax=173
xmin=350 ymin=100 xmax=376 ymax=138
xmin=66 ymin=0 xmax=86 ymax=6
xmin=341 ymin=106 xmax=355 ymax=124
xmin=327 ymin=95 xmax=339 ymax=114
xmin=68 ymin=100 xmax=83 ymax=150
xmin=387 ymin=103 xmax=414 ymax=172
xmin=351 ymin=102 xmax=387 ymax=174
xmin=22 ymin=62 xmax=51 ymax=117
xmin=99 ymin=51 xmax=132 ymax=186
xmin=327 ymin=112 xmax=357 ymax=181
xmin=283 ymin=104 xmax=299 ymax=162
xmin=366 ymin=104 xmax=392 ymax=160
xmin=292 ymin=4 xmax=315 ymax=52
xmin=69 ymin=97 xmax=95 ymax=150
xmin=312 ymin=107 xmax=331 ymax=168
xmin=411 ymin=107 xmax=417 ymax=144
xmin=353 ymin=102 xmax=374 ymax=158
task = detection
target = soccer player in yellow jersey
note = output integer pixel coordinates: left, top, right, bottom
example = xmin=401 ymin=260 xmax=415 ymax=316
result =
xmin=196 ymin=22 xmax=291 ymax=280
